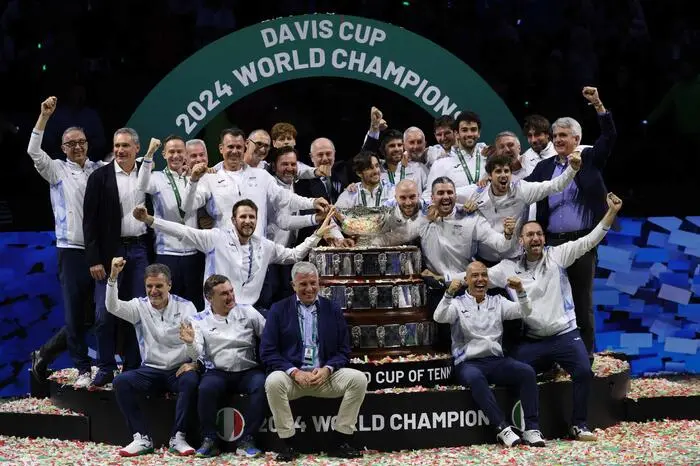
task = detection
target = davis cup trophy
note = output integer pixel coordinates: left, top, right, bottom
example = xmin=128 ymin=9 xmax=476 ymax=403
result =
xmin=309 ymin=206 xmax=439 ymax=359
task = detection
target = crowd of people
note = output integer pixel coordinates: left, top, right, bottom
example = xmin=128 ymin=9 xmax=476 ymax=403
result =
xmin=24 ymin=82 xmax=627 ymax=459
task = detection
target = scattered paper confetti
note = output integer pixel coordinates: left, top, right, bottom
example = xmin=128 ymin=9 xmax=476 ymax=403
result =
xmin=628 ymin=377 xmax=700 ymax=400
xmin=0 ymin=397 xmax=83 ymax=416
xmin=0 ymin=420 xmax=698 ymax=465
xmin=349 ymin=353 xmax=452 ymax=365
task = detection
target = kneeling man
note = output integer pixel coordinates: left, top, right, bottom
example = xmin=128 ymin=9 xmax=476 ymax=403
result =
xmin=435 ymin=261 xmax=544 ymax=447
xmin=261 ymin=262 xmax=368 ymax=462
xmin=107 ymin=259 xmax=199 ymax=457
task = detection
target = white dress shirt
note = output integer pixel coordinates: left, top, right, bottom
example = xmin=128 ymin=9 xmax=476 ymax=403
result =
xmin=137 ymin=161 xmax=197 ymax=256
xmin=27 ymin=129 xmax=105 ymax=248
xmin=182 ymin=165 xmax=315 ymax=236
xmin=187 ymin=304 xmax=265 ymax=372
xmin=435 ymin=292 xmax=531 ymax=364
xmin=106 ymin=284 xmax=197 ymax=370
xmin=423 ymin=142 xmax=488 ymax=201
xmin=488 ymin=223 xmax=609 ymax=338
xmin=151 ymin=217 xmax=321 ymax=305
xmin=114 ymin=160 xmax=147 ymax=237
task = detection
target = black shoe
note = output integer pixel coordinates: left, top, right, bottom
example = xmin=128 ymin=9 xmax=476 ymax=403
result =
xmin=91 ymin=369 xmax=114 ymax=387
xmin=276 ymin=445 xmax=299 ymax=462
xmin=30 ymin=350 xmax=48 ymax=381
xmin=328 ymin=441 xmax=362 ymax=459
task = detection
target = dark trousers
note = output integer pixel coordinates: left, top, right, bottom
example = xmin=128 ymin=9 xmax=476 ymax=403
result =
xmin=94 ymin=242 xmax=148 ymax=372
xmin=58 ymin=248 xmax=95 ymax=373
xmin=455 ymin=356 xmax=539 ymax=430
xmin=38 ymin=326 xmax=68 ymax=362
xmin=198 ymin=368 xmax=266 ymax=440
xmin=113 ymin=366 xmax=200 ymax=436
xmin=512 ymin=329 xmax=592 ymax=427
xmin=156 ymin=253 xmax=204 ymax=310
xmin=548 ymin=240 xmax=597 ymax=354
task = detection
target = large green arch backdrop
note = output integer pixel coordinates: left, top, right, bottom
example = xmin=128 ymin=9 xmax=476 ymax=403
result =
xmin=126 ymin=14 xmax=519 ymax=154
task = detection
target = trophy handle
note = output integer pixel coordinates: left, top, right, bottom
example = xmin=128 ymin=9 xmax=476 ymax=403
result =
xmin=345 ymin=287 xmax=354 ymax=309
xmin=378 ymin=252 xmax=387 ymax=275
xmin=354 ymin=253 xmax=364 ymax=275
xmin=369 ymin=286 xmax=378 ymax=309
xmin=332 ymin=254 xmax=341 ymax=275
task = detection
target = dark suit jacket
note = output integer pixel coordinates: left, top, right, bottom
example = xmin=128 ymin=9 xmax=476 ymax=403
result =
xmin=83 ymin=161 xmax=152 ymax=273
xmin=525 ymin=112 xmax=617 ymax=231
xmin=260 ymin=295 xmax=351 ymax=374
xmin=294 ymin=163 xmax=349 ymax=243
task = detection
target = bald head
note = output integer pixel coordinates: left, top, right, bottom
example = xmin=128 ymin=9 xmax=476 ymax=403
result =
xmin=310 ymin=137 xmax=336 ymax=168
xmin=395 ymin=179 xmax=420 ymax=218
xmin=466 ymin=261 xmax=488 ymax=301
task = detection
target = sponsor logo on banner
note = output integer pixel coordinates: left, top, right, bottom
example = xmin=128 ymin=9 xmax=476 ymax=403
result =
xmin=217 ymin=407 xmax=245 ymax=442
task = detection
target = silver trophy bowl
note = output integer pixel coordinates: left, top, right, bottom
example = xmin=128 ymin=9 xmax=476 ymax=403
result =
xmin=337 ymin=206 xmax=392 ymax=246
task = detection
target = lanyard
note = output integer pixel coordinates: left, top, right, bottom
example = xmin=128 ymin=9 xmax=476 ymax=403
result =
xmin=387 ymin=165 xmax=406 ymax=185
xmin=163 ymin=168 xmax=186 ymax=220
xmin=455 ymin=148 xmax=480 ymax=184
xmin=244 ymin=243 xmax=254 ymax=285
xmin=360 ymin=185 xmax=382 ymax=207
xmin=297 ymin=305 xmax=318 ymax=345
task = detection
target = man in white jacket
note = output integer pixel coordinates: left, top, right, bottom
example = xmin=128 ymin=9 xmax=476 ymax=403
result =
xmin=106 ymin=259 xmax=199 ymax=457
xmin=435 ymin=262 xmax=544 ymax=448
xmin=487 ymin=192 xmax=623 ymax=442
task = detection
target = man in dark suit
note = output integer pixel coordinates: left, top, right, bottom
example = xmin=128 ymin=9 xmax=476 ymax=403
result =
xmin=83 ymin=128 xmax=157 ymax=386
xmin=260 ymin=261 xmax=367 ymax=462
xmin=524 ymin=87 xmax=616 ymax=359
xmin=295 ymin=137 xmax=349 ymax=244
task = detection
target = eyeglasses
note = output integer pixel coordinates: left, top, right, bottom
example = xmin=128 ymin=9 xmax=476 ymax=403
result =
xmin=249 ymin=140 xmax=270 ymax=150
xmin=62 ymin=139 xmax=87 ymax=148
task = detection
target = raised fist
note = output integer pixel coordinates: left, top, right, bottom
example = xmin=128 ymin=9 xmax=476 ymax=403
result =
xmin=190 ymin=162 xmax=209 ymax=182
xmin=41 ymin=97 xmax=57 ymax=117
xmin=582 ymin=87 xmax=601 ymax=105
xmin=568 ymin=151 xmax=582 ymax=171
xmin=147 ymin=138 xmax=161 ymax=155
xmin=370 ymin=106 xmax=384 ymax=131
xmin=506 ymin=276 xmax=524 ymax=293
xmin=110 ymin=257 xmax=127 ymax=278
xmin=606 ymin=192 xmax=623 ymax=212
xmin=132 ymin=205 xmax=152 ymax=224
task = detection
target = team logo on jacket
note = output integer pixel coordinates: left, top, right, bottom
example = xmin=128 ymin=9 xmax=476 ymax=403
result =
xmin=216 ymin=407 xmax=246 ymax=441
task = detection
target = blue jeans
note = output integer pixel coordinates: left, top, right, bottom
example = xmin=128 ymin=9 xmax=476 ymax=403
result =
xmin=512 ymin=329 xmax=592 ymax=427
xmin=94 ymin=242 xmax=148 ymax=372
xmin=156 ymin=253 xmax=204 ymax=310
xmin=455 ymin=356 xmax=539 ymax=430
xmin=113 ymin=365 xmax=200 ymax=436
xmin=198 ymin=368 xmax=267 ymax=440
xmin=57 ymin=248 xmax=94 ymax=373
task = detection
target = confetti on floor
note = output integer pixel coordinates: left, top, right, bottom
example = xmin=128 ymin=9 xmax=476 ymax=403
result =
xmin=628 ymin=376 xmax=700 ymax=400
xmin=0 ymin=420 xmax=698 ymax=465
xmin=0 ymin=397 xmax=83 ymax=416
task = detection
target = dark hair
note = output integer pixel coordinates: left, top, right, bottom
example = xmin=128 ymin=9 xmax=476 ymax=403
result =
xmin=379 ymin=129 xmax=403 ymax=156
xmin=431 ymin=176 xmax=455 ymax=193
xmin=520 ymin=220 xmax=543 ymax=235
xmin=434 ymin=115 xmax=455 ymax=130
xmin=162 ymin=134 xmax=185 ymax=148
xmin=144 ymin=263 xmax=172 ymax=283
xmin=523 ymin=115 xmax=551 ymax=135
xmin=203 ymin=274 xmax=230 ymax=299
xmin=271 ymin=122 xmax=297 ymax=140
xmin=232 ymin=199 xmax=258 ymax=217
xmin=219 ymin=127 xmax=246 ymax=144
xmin=352 ymin=150 xmax=379 ymax=174
xmin=453 ymin=111 xmax=482 ymax=131
xmin=268 ymin=146 xmax=298 ymax=170
xmin=485 ymin=154 xmax=513 ymax=174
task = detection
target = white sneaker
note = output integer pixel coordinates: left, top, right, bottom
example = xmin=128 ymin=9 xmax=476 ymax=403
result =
xmin=496 ymin=426 xmax=522 ymax=447
xmin=169 ymin=431 xmax=195 ymax=456
xmin=119 ymin=433 xmax=154 ymax=457
xmin=522 ymin=429 xmax=546 ymax=447
xmin=73 ymin=372 xmax=92 ymax=389
xmin=570 ymin=425 xmax=597 ymax=442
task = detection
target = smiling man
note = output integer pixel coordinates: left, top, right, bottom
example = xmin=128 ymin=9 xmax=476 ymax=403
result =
xmin=434 ymin=262 xmax=544 ymax=448
xmin=335 ymin=151 xmax=394 ymax=208
xmin=379 ymin=129 xmax=428 ymax=192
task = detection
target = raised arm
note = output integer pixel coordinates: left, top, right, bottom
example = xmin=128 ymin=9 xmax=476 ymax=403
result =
xmin=181 ymin=163 xmax=211 ymax=212
xmin=500 ymin=277 xmax=532 ymax=319
xmin=105 ymin=257 xmax=141 ymax=324
xmin=269 ymin=208 xmax=336 ymax=264
xmin=133 ymin=205 xmax=216 ymax=253
xmin=475 ymin=214 xmax=517 ymax=254
xmin=28 ymin=97 xmax=61 ymax=184
xmin=582 ymin=86 xmax=616 ymax=169
xmin=136 ymin=138 xmax=162 ymax=194
xmin=518 ymin=152 xmax=580 ymax=204
xmin=434 ymin=279 xmax=463 ymax=324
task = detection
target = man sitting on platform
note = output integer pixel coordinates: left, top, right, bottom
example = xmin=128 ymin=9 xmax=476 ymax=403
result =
xmin=180 ymin=274 xmax=266 ymax=458
xmin=435 ymin=261 xmax=545 ymax=447
xmin=261 ymin=262 xmax=368 ymax=462
xmin=106 ymin=259 xmax=199 ymax=457
xmin=487 ymin=192 xmax=624 ymax=441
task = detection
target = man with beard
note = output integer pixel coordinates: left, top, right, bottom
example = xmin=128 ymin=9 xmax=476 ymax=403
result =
xmin=335 ymin=151 xmax=394 ymax=208
xmin=426 ymin=115 xmax=456 ymax=168
xmin=181 ymin=128 xmax=329 ymax=234
xmin=138 ymin=136 xmax=203 ymax=309
xmin=524 ymin=86 xmax=616 ymax=358
xmin=487 ymin=193 xmax=623 ymax=442
xmin=424 ymin=111 xmax=488 ymax=201
xmin=403 ymin=126 xmax=428 ymax=163
xmin=493 ymin=131 xmax=528 ymax=182
xmin=379 ymin=129 xmax=428 ymax=192
xmin=27 ymin=96 xmax=103 ymax=387
xmin=435 ymin=262 xmax=544 ymax=448
xmin=457 ymin=152 xmax=580 ymax=266
xmin=132 ymin=200 xmax=335 ymax=307
xmin=521 ymin=115 xmax=557 ymax=177
xmin=180 ymin=274 xmax=267 ymax=458
xmin=106 ymin=261 xmax=199 ymax=457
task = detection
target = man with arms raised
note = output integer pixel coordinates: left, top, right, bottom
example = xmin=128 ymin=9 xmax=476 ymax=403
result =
xmin=27 ymin=96 xmax=102 ymax=387
xmin=182 ymin=128 xmax=328 ymax=233
xmin=180 ymin=274 xmax=266 ymax=458
xmin=488 ymin=193 xmax=624 ymax=441
xmin=435 ymin=262 xmax=544 ymax=447
xmin=261 ymin=262 xmax=367 ymax=461
xmin=132 ymin=200 xmax=334 ymax=307
xmin=106 ymin=260 xmax=199 ymax=457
